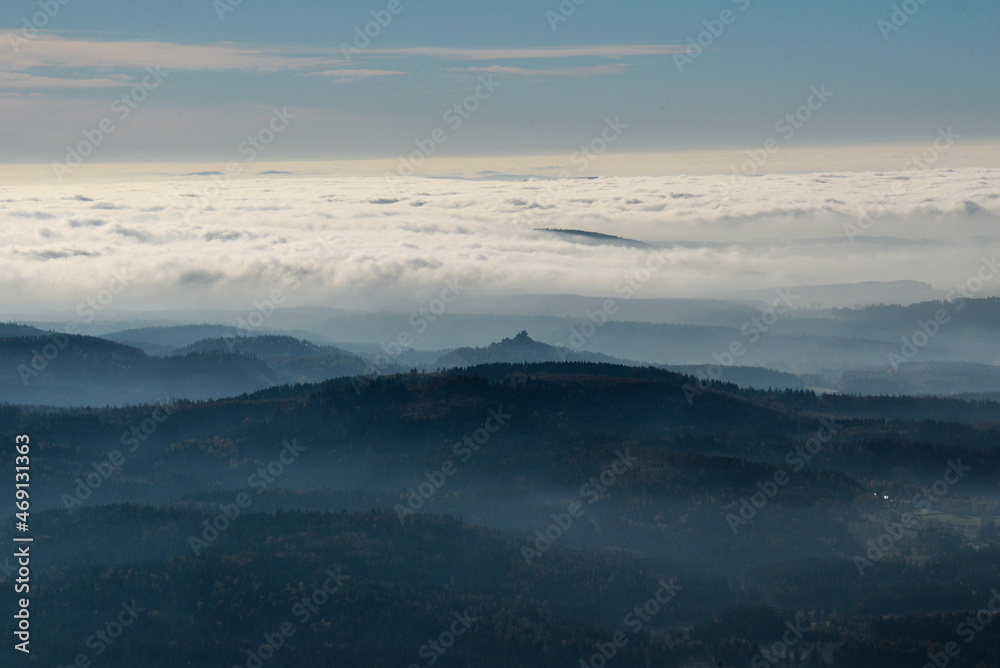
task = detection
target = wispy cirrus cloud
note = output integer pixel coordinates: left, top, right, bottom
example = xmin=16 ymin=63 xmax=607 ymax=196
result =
xmin=461 ymin=64 xmax=628 ymax=78
xmin=0 ymin=35 xmax=339 ymax=74
xmin=304 ymin=69 xmax=408 ymax=82
xmin=366 ymin=44 xmax=685 ymax=60
xmin=0 ymin=37 xmax=680 ymax=88
xmin=0 ymin=71 xmax=132 ymax=89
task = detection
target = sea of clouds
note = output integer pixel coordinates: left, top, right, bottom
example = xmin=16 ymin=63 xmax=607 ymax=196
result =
xmin=1 ymin=168 xmax=998 ymax=315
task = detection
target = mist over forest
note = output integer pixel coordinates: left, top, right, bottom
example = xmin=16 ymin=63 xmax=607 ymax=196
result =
xmin=3 ymin=288 xmax=1000 ymax=666
xmin=3 ymin=0 xmax=1000 ymax=665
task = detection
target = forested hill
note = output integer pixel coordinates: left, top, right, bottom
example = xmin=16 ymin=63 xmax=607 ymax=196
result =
xmin=2 ymin=362 xmax=1000 ymax=666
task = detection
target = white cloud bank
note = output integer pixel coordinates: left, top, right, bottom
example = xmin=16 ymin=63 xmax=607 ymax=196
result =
xmin=1 ymin=169 xmax=998 ymax=315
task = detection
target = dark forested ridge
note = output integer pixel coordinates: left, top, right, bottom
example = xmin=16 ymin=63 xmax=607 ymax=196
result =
xmin=2 ymin=362 xmax=1000 ymax=666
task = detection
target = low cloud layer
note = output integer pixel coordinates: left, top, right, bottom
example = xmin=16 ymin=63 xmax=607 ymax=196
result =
xmin=2 ymin=169 xmax=998 ymax=316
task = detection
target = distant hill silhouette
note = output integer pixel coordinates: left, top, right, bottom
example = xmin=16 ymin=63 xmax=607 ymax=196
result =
xmin=537 ymin=228 xmax=651 ymax=247
xmin=175 ymin=335 xmax=355 ymax=359
xmin=838 ymin=361 xmax=1000 ymax=396
xmin=175 ymin=335 xmax=374 ymax=384
xmin=436 ymin=331 xmax=623 ymax=367
xmin=0 ymin=334 xmax=277 ymax=406
xmin=104 ymin=325 xmax=332 ymax=354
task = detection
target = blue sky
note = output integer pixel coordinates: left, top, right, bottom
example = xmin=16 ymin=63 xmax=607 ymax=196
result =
xmin=1 ymin=0 xmax=997 ymax=166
